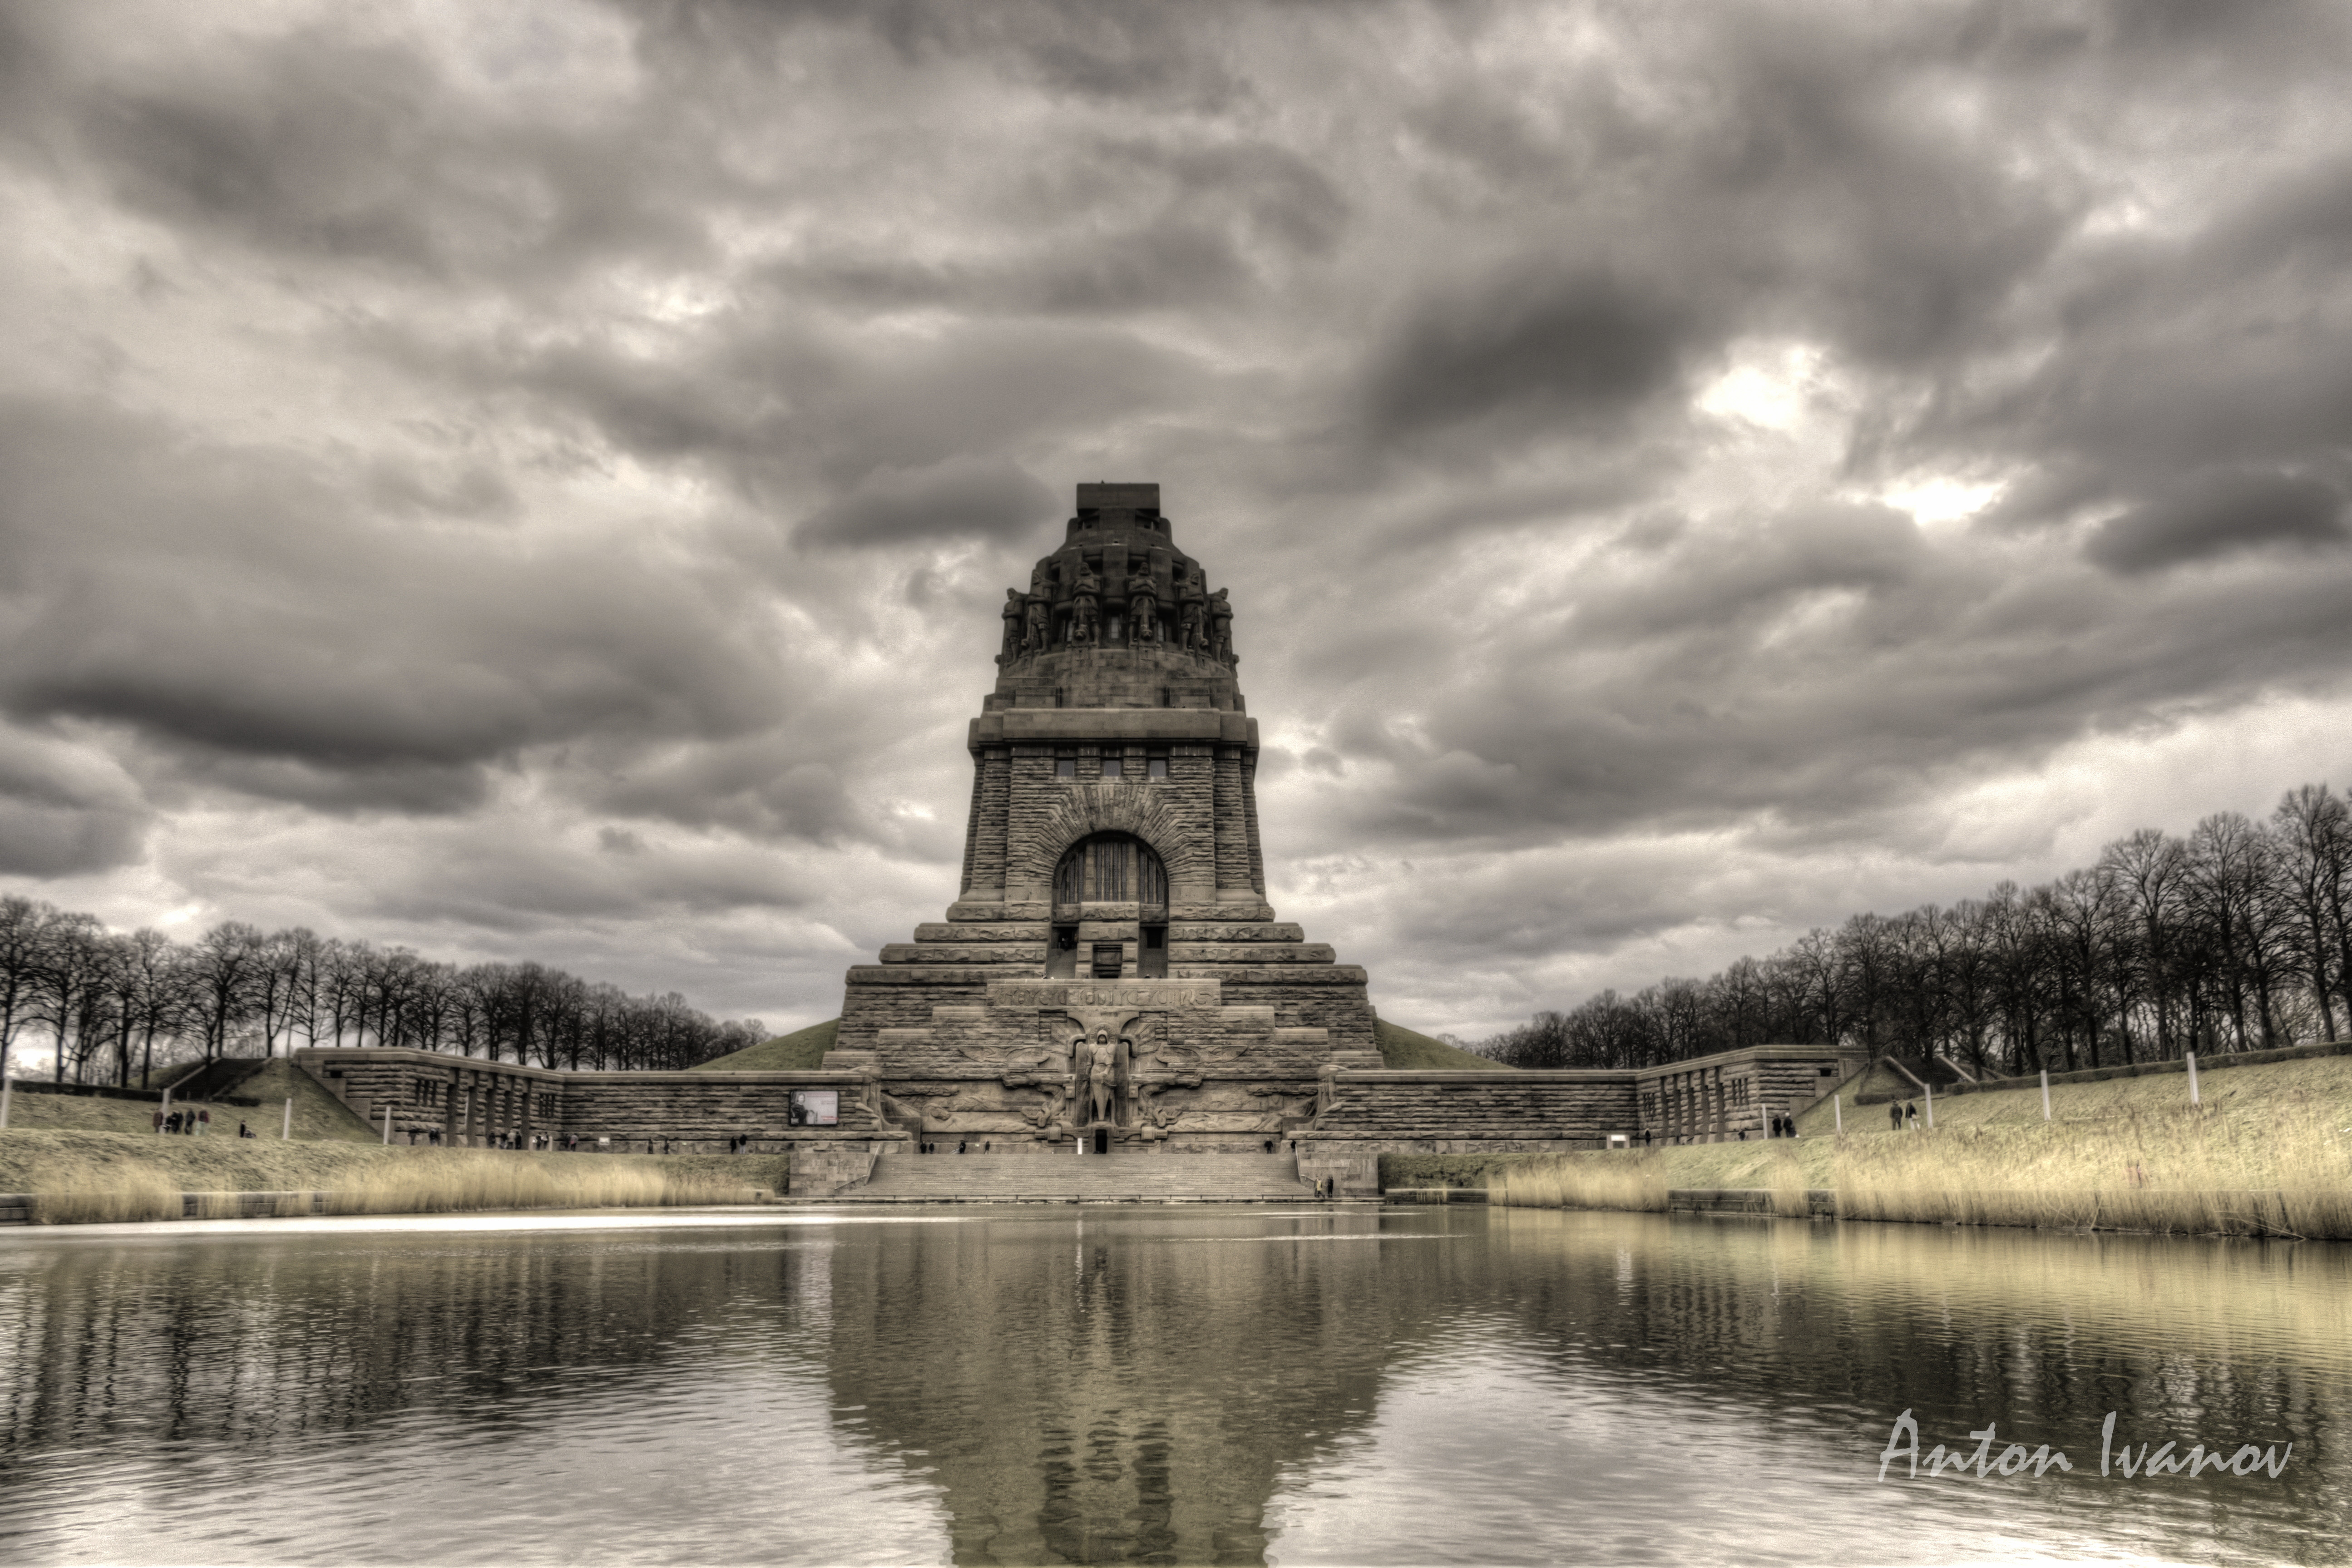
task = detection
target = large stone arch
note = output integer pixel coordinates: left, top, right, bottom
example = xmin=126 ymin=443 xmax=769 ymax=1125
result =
xmin=1020 ymin=786 xmax=1210 ymax=895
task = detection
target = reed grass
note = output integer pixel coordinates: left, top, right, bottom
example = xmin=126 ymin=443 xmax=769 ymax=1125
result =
xmin=308 ymin=1152 xmax=757 ymax=1216
xmin=28 ymin=1164 xmax=186 ymax=1225
xmin=2 ymin=1128 xmax=775 ymax=1225
xmin=1487 ymin=1150 xmax=1668 ymax=1212
xmin=1830 ymin=1093 xmax=2352 ymax=1238
xmin=1396 ymin=1070 xmax=2352 ymax=1239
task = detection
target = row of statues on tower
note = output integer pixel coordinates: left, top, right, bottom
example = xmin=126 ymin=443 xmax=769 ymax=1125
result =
xmin=1001 ymin=562 xmax=1234 ymax=662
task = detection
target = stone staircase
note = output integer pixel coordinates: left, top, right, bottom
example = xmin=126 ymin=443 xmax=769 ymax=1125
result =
xmin=826 ymin=1147 xmax=1319 ymax=1203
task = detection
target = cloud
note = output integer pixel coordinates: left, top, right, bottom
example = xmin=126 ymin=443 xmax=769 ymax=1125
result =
xmin=0 ymin=721 xmax=150 ymax=876
xmin=0 ymin=396 xmax=788 ymax=811
xmin=2086 ymin=470 xmax=2349 ymax=573
xmin=793 ymin=455 xmax=1056 ymax=549
xmin=4 ymin=0 xmax=2352 ymax=1039
xmin=1361 ymin=267 xmax=1700 ymax=446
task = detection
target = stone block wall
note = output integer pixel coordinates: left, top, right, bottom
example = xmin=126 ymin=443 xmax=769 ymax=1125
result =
xmin=292 ymin=1049 xmax=899 ymax=1165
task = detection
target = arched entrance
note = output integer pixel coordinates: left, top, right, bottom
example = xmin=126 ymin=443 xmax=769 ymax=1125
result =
xmin=1092 ymin=1128 xmax=1109 ymax=1155
xmin=1048 ymin=833 xmax=1168 ymax=978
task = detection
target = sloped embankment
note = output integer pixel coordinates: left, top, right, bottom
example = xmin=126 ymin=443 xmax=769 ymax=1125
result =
xmin=0 ymin=1129 xmax=789 ymax=1224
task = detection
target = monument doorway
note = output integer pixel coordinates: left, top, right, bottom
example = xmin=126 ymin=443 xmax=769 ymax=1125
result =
xmin=1051 ymin=833 xmax=1166 ymax=979
xmin=1092 ymin=1128 xmax=1109 ymax=1155
xmin=1053 ymin=832 xmax=1166 ymax=913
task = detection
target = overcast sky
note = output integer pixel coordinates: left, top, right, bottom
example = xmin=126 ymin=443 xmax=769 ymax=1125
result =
xmin=4 ymin=0 xmax=2351 ymax=1041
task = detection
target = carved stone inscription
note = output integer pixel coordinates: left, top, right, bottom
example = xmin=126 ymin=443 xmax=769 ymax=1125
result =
xmin=990 ymin=980 xmax=1222 ymax=1010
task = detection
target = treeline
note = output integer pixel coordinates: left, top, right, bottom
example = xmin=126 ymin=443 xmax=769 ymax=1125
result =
xmin=1481 ymin=782 xmax=2352 ymax=1076
xmin=0 ymin=902 xmax=768 ymax=1085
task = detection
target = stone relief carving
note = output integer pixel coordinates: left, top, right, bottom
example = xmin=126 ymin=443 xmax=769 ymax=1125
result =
xmin=1000 ymin=1029 xmax=1077 ymax=1136
xmin=1245 ymin=1083 xmax=1319 ymax=1132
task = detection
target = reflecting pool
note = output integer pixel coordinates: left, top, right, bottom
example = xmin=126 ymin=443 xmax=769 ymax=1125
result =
xmin=3 ymin=1205 xmax=2346 ymax=1564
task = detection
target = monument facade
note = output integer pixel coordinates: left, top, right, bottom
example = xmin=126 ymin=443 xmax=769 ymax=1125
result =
xmin=828 ymin=483 xmax=1383 ymax=1151
xmin=276 ymin=482 xmax=1863 ymax=1197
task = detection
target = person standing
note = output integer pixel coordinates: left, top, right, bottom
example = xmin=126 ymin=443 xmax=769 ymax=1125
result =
xmin=1888 ymin=1101 xmax=1902 ymax=1132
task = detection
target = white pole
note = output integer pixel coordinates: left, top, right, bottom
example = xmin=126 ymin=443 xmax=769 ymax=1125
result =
xmin=160 ymin=1086 xmax=171 ymax=1133
xmin=2187 ymin=1051 xmax=2199 ymax=1107
xmin=0 ymin=1077 xmax=10 ymax=1130
xmin=382 ymin=1103 xmax=392 ymax=1144
xmin=1833 ymin=1094 xmax=1842 ymax=1133
xmin=282 ymin=1097 xmax=293 ymax=1140
xmin=2040 ymin=1068 xmax=2051 ymax=1122
xmin=1924 ymin=1082 xmax=1934 ymax=1130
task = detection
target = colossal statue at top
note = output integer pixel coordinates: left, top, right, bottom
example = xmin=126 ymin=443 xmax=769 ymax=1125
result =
xmin=994 ymin=483 xmax=1238 ymax=682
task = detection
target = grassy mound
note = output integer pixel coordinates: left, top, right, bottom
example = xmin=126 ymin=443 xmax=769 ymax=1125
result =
xmin=1793 ymin=1048 xmax=2352 ymax=1137
xmin=692 ymin=1017 xmax=840 ymax=1072
xmin=1374 ymin=1018 xmax=1497 ymax=1069
xmin=3 ymin=1058 xmax=380 ymax=1143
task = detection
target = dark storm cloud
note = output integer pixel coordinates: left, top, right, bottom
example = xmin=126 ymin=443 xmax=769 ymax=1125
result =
xmin=1361 ymin=267 xmax=1700 ymax=445
xmin=0 ymin=722 xmax=149 ymax=876
xmin=778 ymin=137 xmax=1347 ymax=317
xmin=0 ymin=397 xmax=793 ymax=814
xmin=625 ymin=0 xmax=1248 ymax=113
xmin=24 ymin=12 xmax=708 ymax=284
xmin=792 ymin=455 xmax=1055 ymax=549
xmin=1283 ymin=486 xmax=2352 ymax=858
xmin=2086 ymin=470 xmax=2350 ymax=574
xmin=442 ymin=314 xmax=1204 ymax=516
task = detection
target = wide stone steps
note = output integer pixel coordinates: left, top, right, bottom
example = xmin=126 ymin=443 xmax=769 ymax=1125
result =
xmin=830 ymin=1149 xmax=1318 ymax=1203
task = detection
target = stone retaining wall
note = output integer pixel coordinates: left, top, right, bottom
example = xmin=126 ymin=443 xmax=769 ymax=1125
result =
xmin=292 ymin=1048 xmax=901 ymax=1171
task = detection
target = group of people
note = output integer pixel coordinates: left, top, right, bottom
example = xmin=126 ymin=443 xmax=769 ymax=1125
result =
xmin=151 ymin=1107 xmax=263 ymax=1138
xmin=1889 ymin=1100 xmax=1923 ymax=1130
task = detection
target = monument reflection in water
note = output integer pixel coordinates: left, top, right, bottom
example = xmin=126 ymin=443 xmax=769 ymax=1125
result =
xmin=2 ymin=1210 xmax=2347 ymax=1565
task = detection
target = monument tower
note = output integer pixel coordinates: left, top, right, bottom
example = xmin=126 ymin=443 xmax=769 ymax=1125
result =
xmin=829 ymin=482 xmax=1381 ymax=1151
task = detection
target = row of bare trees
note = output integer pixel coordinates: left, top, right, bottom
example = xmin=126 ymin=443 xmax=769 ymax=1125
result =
xmin=0 ymin=903 xmax=768 ymax=1085
xmin=1480 ymin=783 xmax=2352 ymax=1076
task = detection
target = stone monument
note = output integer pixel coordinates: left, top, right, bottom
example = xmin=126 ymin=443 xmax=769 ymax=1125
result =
xmin=828 ymin=482 xmax=1382 ymax=1150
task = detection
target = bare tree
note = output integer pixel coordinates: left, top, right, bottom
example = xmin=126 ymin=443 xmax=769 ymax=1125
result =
xmin=2273 ymin=785 xmax=2350 ymax=1041
xmin=186 ymin=922 xmax=264 ymax=1063
xmin=32 ymin=911 xmax=105 ymax=1082
xmin=0 ymin=896 xmax=58 ymax=1080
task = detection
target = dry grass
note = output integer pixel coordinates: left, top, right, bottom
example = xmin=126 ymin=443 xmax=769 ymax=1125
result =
xmin=1487 ymin=1150 xmax=1669 ymax=1212
xmin=27 ymin=1164 xmax=186 ymax=1225
xmin=1399 ymin=1059 xmax=2352 ymax=1240
xmin=0 ymin=1128 xmax=782 ymax=1225
xmin=312 ymin=1151 xmax=757 ymax=1216
xmin=1830 ymin=1093 xmax=2352 ymax=1238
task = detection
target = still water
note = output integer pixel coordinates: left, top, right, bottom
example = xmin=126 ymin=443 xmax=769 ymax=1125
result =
xmin=2 ymin=1204 xmax=2347 ymax=1566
